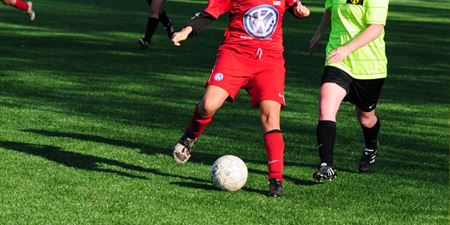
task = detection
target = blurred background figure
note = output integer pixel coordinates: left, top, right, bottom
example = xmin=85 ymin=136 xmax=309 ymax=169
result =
xmin=138 ymin=0 xmax=174 ymax=50
xmin=1 ymin=0 xmax=35 ymax=21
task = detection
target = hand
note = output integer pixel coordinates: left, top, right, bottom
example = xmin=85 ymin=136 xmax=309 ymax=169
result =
xmin=296 ymin=3 xmax=310 ymax=18
xmin=309 ymin=34 xmax=321 ymax=55
xmin=171 ymin=26 xmax=193 ymax=46
xmin=327 ymin=46 xmax=351 ymax=64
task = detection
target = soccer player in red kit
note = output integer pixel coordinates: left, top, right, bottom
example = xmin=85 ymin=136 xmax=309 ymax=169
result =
xmin=1 ymin=0 xmax=35 ymax=21
xmin=171 ymin=0 xmax=310 ymax=197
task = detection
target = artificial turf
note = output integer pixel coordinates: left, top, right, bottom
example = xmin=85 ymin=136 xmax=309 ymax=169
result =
xmin=0 ymin=0 xmax=448 ymax=224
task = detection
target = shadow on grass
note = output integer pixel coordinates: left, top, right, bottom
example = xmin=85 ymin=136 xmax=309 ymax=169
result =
xmin=0 ymin=141 xmax=149 ymax=179
xmin=170 ymin=181 xmax=217 ymax=191
xmin=22 ymin=129 xmax=319 ymax=168
xmin=1 ymin=137 xmax=313 ymax=195
xmin=20 ymin=129 xmax=322 ymax=186
xmin=0 ymin=140 xmax=209 ymax=183
xmin=22 ymin=128 xmax=220 ymax=163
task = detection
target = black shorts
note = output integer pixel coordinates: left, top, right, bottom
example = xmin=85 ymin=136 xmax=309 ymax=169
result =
xmin=321 ymin=66 xmax=385 ymax=112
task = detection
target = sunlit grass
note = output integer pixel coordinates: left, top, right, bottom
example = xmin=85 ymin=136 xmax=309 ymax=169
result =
xmin=0 ymin=0 xmax=448 ymax=224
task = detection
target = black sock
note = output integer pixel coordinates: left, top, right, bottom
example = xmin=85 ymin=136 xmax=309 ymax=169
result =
xmin=159 ymin=10 xmax=171 ymax=27
xmin=361 ymin=119 xmax=380 ymax=149
xmin=144 ymin=17 xmax=159 ymax=42
xmin=316 ymin=120 xmax=336 ymax=165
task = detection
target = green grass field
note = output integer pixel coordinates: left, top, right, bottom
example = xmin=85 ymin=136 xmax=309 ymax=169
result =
xmin=0 ymin=0 xmax=448 ymax=224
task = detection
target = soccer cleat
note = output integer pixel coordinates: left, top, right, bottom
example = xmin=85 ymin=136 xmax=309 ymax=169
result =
xmin=26 ymin=1 xmax=35 ymax=21
xmin=267 ymin=179 xmax=283 ymax=197
xmin=173 ymin=137 xmax=196 ymax=164
xmin=358 ymin=144 xmax=379 ymax=172
xmin=137 ymin=38 xmax=150 ymax=50
xmin=313 ymin=163 xmax=336 ymax=182
xmin=163 ymin=18 xmax=174 ymax=39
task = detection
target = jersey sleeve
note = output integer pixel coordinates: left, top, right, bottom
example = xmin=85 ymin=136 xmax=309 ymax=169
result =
xmin=186 ymin=12 xmax=216 ymax=35
xmin=324 ymin=0 xmax=332 ymax=10
xmin=365 ymin=0 xmax=389 ymax=25
xmin=203 ymin=0 xmax=233 ymax=19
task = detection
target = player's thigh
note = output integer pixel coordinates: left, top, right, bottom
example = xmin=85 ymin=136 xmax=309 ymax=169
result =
xmin=319 ymin=83 xmax=347 ymax=121
xmin=350 ymin=78 xmax=385 ymax=112
xmin=208 ymin=46 xmax=251 ymax=102
xmin=319 ymin=67 xmax=350 ymax=121
xmin=249 ymin=61 xmax=285 ymax=108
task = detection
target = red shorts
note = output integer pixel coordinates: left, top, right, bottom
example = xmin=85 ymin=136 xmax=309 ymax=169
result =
xmin=207 ymin=44 xmax=286 ymax=108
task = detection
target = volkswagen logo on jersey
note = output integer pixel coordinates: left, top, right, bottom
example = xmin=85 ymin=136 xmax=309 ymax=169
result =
xmin=243 ymin=5 xmax=279 ymax=39
xmin=214 ymin=73 xmax=224 ymax=81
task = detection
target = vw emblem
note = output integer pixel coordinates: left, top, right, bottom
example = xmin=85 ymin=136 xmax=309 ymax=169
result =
xmin=243 ymin=5 xmax=279 ymax=39
xmin=214 ymin=73 xmax=224 ymax=81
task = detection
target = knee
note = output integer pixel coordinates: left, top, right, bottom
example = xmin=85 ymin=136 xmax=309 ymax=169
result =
xmin=358 ymin=114 xmax=377 ymax=128
xmin=319 ymin=109 xmax=336 ymax=121
xmin=198 ymin=100 xmax=219 ymax=116
xmin=260 ymin=112 xmax=280 ymax=129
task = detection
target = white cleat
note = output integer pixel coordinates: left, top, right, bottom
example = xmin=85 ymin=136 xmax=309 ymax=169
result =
xmin=173 ymin=143 xmax=191 ymax=164
xmin=172 ymin=137 xmax=196 ymax=164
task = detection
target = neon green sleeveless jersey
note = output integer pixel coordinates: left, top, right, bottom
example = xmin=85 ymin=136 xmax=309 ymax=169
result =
xmin=325 ymin=0 xmax=389 ymax=79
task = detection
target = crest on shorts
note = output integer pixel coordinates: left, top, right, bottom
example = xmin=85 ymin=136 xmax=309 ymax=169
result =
xmin=214 ymin=73 xmax=224 ymax=81
xmin=346 ymin=0 xmax=363 ymax=5
xmin=243 ymin=5 xmax=279 ymax=39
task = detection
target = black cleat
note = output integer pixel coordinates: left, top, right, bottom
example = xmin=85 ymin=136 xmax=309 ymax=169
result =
xmin=163 ymin=18 xmax=175 ymax=39
xmin=268 ymin=179 xmax=283 ymax=197
xmin=358 ymin=144 xmax=379 ymax=172
xmin=313 ymin=163 xmax=336 ymax=182
xmin=138 ymin=38 xmax=150 ymax=50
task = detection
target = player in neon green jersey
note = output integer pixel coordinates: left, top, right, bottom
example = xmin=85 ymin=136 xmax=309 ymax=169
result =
xmin=309 ymin=0 xmax=389 ymax=181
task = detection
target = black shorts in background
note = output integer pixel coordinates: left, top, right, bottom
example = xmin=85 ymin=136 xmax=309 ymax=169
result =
xmin=321 ymin=66 xmax=385 ymax=112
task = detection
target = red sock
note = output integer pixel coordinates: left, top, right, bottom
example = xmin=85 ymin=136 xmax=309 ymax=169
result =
xmin=13 ymin=0 xmax=29 ymax=11
xmin=184 ymin=106 xmax=213 ymax=139
xmin=264 ymin=132 xmax=284 ymax=182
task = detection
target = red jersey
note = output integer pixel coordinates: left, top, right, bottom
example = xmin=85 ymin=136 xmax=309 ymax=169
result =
xmin=204 ymin=0 xmax=299 ymax=53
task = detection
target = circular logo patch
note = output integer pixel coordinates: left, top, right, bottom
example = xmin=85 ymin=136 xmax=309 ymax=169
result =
xmin=214 ymin=73 xmax=224 ymax=81
xmin=243 ymin=5 xmax=279 ymax=39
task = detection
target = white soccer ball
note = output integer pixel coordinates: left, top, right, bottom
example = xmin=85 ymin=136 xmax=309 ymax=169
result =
xmin=211 ymin=155 xmax=248 ymax=191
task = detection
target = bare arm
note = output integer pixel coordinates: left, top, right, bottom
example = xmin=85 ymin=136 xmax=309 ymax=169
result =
xmin=171 ymin=11 xmax=216 ymax=46
xmin=327 ymin=24 xmax=384 ymax=64
xmin=171 ymin=26 xmax=193 ymax=46
xmin=309 ymin=9 xmax=331 ymax=54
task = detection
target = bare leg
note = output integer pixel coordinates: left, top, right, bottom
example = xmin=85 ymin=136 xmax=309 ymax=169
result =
xmin=313 ymin=82 xmax=346 ymax=182
xmin=173 ymin=86 xmax=229 ymax=164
